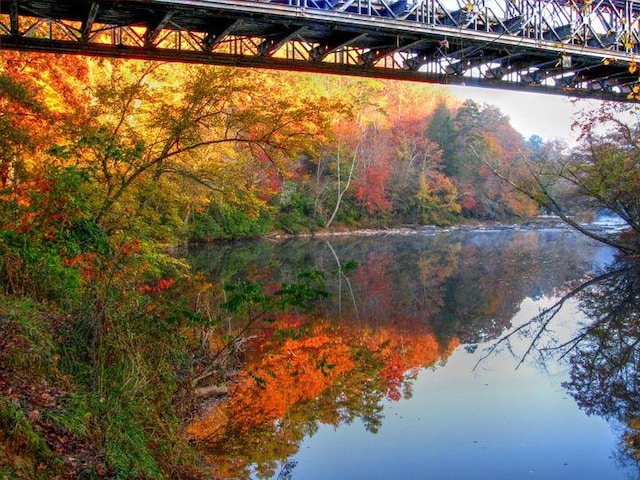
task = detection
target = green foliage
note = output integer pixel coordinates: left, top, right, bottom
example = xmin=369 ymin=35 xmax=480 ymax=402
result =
xmin=129 ymin=178 xmax=186 ymax=243
xmin=275 ymin=271 xmax=330 ymax=311
xmin=190 ymin=203 xmax=273 ymax=241
xmin=427 ymin=101 xmax=460 ymax=177
xmin=0 ymin=164 xmax=96 ymax=301
xmin=59 ymin=279 xmax=204 ymax=477
xmin=338 ymin=259 xmax=359 ymax=275
xmin=274 ymin=183 xmax=319 ymax=234
xmin=100 ymin=395 xmax=165 ymax=478
xmin=0 ymin=241 xmax=82 ymax=301
xmin=326 ymin=189 xmax=366 ymax=227
xmin=217 ymin=270 xmax=332 ymax=357
xmin=64 ymin=219 xmax=110 ymax=257
xmin=223 ymin=270 xmax=329 ymax=317
xmin=3 ymin=300 xmax=57 ymax=374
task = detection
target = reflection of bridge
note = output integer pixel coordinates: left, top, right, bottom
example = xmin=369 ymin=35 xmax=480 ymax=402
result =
xmin=1 ymin=1 xmax=640 ymax=100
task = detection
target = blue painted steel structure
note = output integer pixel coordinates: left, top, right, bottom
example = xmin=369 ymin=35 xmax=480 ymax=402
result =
xmin=1 ymin=0 xmax=640 ymax=100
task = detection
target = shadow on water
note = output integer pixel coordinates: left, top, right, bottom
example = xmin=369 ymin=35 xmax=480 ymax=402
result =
xmin=183 ymin=229 xmax=640 ymax=479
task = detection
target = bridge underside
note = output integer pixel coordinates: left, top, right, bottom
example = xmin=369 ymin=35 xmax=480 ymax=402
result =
xmin=1 ymin=0 xmax=640 ymax=101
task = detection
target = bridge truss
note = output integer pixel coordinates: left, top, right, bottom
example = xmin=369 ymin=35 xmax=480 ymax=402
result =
xmin=1 ymin=0 xmax=640 ymax=101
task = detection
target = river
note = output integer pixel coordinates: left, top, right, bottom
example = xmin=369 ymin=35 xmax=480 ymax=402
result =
xmin=184 ymin=224 xmax=640 ymax=479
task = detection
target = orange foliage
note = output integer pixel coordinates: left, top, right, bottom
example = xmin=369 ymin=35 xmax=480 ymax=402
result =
xmin=189 ymin=313 xmax=461 ymax=442
xmin=189 ymin=317 xmax=355 ymax=440
xmin=355 ymin=326 xmax=460 ymax=400
xmin=234 ymin=333 xmax=352 ymax=424
xmin=1 ymin=174 xmax=74 ymax=241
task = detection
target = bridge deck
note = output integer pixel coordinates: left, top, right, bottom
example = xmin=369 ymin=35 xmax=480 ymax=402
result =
xmin=1 ymin=0 xmax=640 ymax=101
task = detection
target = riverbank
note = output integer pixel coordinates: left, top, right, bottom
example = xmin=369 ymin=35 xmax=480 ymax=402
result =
xmin=260 ymin=216 xmax=575 ymax=239
xmin=0 ymin=284 xmax=207 ymax=479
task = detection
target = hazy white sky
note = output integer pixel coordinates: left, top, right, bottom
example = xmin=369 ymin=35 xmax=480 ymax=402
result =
xmin=446 ymin=85 xmax=601 ymax=145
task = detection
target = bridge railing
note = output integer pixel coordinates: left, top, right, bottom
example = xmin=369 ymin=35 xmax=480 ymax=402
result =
xmin=2 ymin=0 xmax=639 ymax=54
xmin=266 ymin=0 xmax=640 ymax=53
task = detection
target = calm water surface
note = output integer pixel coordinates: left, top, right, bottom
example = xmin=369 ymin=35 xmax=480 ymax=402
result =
xmin=186 ymin=227 xmax=640 ymax=479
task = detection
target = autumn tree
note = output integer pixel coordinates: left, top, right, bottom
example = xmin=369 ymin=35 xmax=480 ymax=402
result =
xmin=352 ymin=122 xmax=395 ymax=216
xmin=0 ymin=53 xmax=98 ymax=298
xmin=427 ymin=98 xmax=537 ymax=219
xmin=481 ymin=102 xmax=640 ymax=257
xmin=473 ymin=105 xmax=538 ymax=218
xmin=390 ymin=111 xmax=460 ymax=224
xmin=0 ymin=53 xmax=350 ymax=477
xmin=53 ymin=61 xmax=337 ymax=242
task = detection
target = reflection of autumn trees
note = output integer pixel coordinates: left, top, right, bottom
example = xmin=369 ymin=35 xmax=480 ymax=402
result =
xmin=187 ymin=231 xmax=601 ymax=355
xmin=188 ymin=315 xmax=458 ymax=478
xmin=356 ymin=324 xmax=460 ymax=402
xmin=184 ymin=230 xmax=605 ymax=477
xmin=559 ymin=264 xmax=640 ymax=467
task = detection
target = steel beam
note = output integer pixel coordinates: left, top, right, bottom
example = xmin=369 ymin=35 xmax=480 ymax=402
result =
xmin=258 ymin=26 xmax=305 ymax=55
xmin=203 ymin=19 xmax=241 ymax=51
xmin=310 ymin=33 xmax=368 ymax=61
xmin=81 ymin=3 xmax=99 ymax=41
xmin=9 ymin=0 xmax=18 ymax=36
xmin=1 ymin=0 xmax=640 ymax=101
xmin=145 ymin=11 xmax=174 ymax=47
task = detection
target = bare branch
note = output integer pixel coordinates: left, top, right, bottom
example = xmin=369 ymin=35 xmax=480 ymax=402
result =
xmin=475 ymin=267 xmax=632 ymax=370
xmin=471 ymin=146 xmax=634 ymax=255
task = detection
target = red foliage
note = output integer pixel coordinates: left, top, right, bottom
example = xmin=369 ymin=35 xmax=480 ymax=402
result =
xmin=2 ymin=175 xmax=73 ymax=242
xmin=354 ymin=165 xmax=393 ymax=215
xmin=63 ymin=253 xmax=101 ymax=281
xmin=121 ymin=239 xmax=140 ymax=256
xmin=140 ymin=277 xmax=175 ymax=294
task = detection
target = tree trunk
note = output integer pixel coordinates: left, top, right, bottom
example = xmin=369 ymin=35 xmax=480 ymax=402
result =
xmin=326 ymin=147 xmax=357 ymax=228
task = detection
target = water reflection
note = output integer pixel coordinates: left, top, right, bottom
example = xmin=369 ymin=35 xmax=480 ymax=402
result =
xmin=474 ymin=257 xmax=640 ymax=475
xmin=188 ymin=312 xmax=459 ymax=478
xmin=184 ymin=229 xmax=638 ymax=479
xmin=187 ymin=229 xmax=599 ymax=346
xmin=561 ymin=262 xmax=640 ymax=470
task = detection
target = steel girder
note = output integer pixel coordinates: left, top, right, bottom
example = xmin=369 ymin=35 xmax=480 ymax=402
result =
xmin=1 ymin=0 xmax=640 ymax=101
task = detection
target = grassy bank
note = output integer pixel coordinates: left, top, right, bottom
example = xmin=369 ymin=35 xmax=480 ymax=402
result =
xmin=0 ymin=280 xmax=207 ymax=478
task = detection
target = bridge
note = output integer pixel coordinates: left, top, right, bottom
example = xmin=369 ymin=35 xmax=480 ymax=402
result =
xmin=1 ymin=0 xmax=640 ymax=101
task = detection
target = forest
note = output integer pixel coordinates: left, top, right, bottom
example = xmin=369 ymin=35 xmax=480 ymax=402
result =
xmin=1 ymin=50 xmax=639 ymax=478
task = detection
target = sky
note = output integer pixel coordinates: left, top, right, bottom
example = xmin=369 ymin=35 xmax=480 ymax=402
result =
xmin=445 ymin=85 xmax=601 ymax=145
